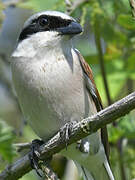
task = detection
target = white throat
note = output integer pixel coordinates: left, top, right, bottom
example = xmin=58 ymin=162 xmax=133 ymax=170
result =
xmin=12 ymin=31 xmax=73 ymax=59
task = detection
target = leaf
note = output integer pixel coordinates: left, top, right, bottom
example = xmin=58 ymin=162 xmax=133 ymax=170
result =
xmin=108 ymin=124 xmax=124 ymax=143
xmin=127 ymin=53 xmax=135 ymax=71
xmin=109 ymin=112 xmax=135 ymax=143
xmin=119 ymin=113 xmax=135 ymax=139
xmin=128 ymin=71 xmax=135 ymax=80
xmin=0 ymin=119 xmax=16 ymax=162
xmin=104 ymin=43 xmax=122 ymax=61
xmin=102 ymin=23 xmax=127 ymax=46
xmin=95 ymin=59 xmax=127 ymax=103
xmin=117 ymin=14 xmax=135 ymax=30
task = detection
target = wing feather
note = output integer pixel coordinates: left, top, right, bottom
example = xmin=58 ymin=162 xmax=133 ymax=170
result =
xmin=75 ymin=49 xmax=110 ymax=161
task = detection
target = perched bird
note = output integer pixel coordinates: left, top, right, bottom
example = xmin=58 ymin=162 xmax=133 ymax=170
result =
xmin=11 ymin=11 xmax=114 ymax=180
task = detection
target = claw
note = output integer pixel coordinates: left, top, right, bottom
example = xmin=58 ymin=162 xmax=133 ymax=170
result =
xmin=60 ymin=121 xmax=76 ymax=149
xmin=29 ymin=139 xmax=44 ymax=177
xmin=60 ymin=123 xmax=70 ymax=149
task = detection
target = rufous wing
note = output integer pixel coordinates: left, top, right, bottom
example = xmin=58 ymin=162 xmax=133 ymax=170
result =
xmin=75 ymin=49 xmax=110 ymax=161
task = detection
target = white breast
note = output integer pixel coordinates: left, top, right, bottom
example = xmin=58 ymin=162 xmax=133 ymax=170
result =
xmin=11 ymin=47 xmax=96 ymax=140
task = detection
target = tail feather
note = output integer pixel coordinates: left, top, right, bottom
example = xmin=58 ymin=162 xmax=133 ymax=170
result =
xmin=81 ymin=166 xmax=94 ymax=180
xmin=61 ymin=133 xmax=115 ymax=180
xmin=74 ymin=162 xmax=94 ymax=180
xmin=75 ymin=159 xmax=114 ymax=180
xmin=90 ymin=161 xmax=114 ymax=180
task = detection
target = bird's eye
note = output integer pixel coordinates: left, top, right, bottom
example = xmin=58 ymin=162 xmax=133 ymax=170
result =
xmin=38 ymin=17 xmax=49 ymax=27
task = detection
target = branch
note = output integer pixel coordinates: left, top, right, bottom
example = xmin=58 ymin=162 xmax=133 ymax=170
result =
xmin=0 ymin=92 xmax=135 ymax=180
xmin=14 ymin=143 xmax=31 ymax=152
xmin=65 ymin=0 xmax=89 ymax=15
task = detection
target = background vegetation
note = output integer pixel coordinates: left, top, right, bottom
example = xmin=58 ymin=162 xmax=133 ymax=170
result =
xmin=0 ymin=0 xmax=135 ymax=179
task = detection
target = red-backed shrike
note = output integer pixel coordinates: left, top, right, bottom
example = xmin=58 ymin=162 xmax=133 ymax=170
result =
xmin=11 ymin=11 xmax=114 ymax=180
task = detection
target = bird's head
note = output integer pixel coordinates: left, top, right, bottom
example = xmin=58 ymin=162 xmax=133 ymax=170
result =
xmin=12 ymin=11 xmax=82 ymax=58
xmin=19 ymin=11 xmax=82 ymax=46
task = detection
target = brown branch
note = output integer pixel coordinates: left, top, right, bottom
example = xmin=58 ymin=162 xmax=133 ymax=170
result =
xmin=0 ymin=92 xmax=135 ymax=180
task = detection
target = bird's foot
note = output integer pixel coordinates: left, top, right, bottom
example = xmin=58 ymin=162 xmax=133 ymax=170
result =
xmin=29 ymin=139 xmax=44 ymax=177
xmin=60 ymin=121 xmax=77 ymax=149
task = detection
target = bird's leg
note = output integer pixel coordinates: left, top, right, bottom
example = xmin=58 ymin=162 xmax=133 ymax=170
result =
xmin=29 ymin=139 xmax=44 ymax=177
xmin=60 ymin=121 xmax=77 ymax=149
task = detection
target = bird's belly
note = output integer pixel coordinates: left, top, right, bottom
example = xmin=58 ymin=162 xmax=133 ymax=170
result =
xmin=12 ymin=53 xmax=96 ymax=140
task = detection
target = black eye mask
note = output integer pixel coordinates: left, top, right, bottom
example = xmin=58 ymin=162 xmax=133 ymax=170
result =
xmin=18 ymin=15 xmax=72 ymax=42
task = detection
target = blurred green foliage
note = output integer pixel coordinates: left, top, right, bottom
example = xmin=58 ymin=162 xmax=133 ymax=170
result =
xmin=0 ymin=0 xmax=135 ymax=180
xmin=0 ymin=119 xmax=16 ymax=162
xmin=18 ymin=0 xmax=65 ymax=11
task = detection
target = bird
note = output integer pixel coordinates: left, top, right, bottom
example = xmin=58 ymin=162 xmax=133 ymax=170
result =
xmin=11 ymin=11 xmax=115 ymax=180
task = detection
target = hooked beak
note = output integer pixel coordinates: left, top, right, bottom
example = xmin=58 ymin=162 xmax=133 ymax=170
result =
xmin=57 ymin=21 xmax=83 ymax=35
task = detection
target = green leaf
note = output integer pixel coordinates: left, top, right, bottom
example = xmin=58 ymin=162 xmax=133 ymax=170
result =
xmin=117 ymin=14 xmax=135 ymax=30
xmin=109 ymin=112 xmax=135 ymax=143
xmin=0 ymin=119 xmax=16 ymax=162
xmin=127 ymin=53 xmax=135 ymax=71
xmin=95 ymin=59 xmax=126 ymax=103
xmin=102 ymin=23 xmax=127 ymax=46
xmin=104 ymin=44 xmax=122 ymax=61
xmin=119 ymin=113 xmax=135 ymax=139
xmin=108 ymin=124 xmax=124 ymax=143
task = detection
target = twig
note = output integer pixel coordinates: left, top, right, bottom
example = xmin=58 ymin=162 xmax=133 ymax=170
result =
xmin=0 ymin=92 xmax=135 ymax=180
xmin=129 ymin=0 xmax=135 ymax=19
xmin=14 ymin=143 xmax=31 ymax=152
xmin=65 ymin=0 xmax=89 ymax=15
